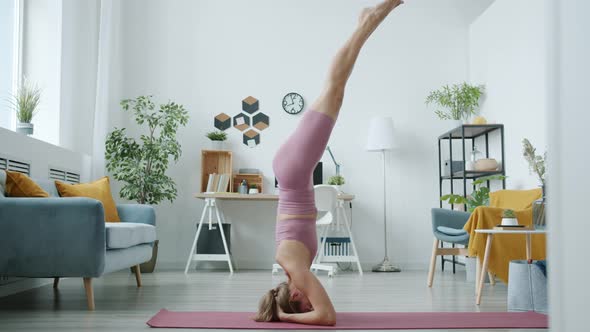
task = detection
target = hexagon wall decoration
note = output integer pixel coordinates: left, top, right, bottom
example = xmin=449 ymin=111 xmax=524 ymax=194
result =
xmin=253 ymin=112 xmax=270 ymax=131
xmin=242 ymin=96 xmax=259 ymax=114
xmin=214 ymin=113 xmax=231 ymax=131
xmin=243 ymin=129 xmax=260 ymax=148
xmin=233 ymin=113 xmax=251 ymax=131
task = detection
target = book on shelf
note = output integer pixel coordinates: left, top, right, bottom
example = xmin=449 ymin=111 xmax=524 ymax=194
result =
xmin=205 ymin=173 xmax=231 ymax=193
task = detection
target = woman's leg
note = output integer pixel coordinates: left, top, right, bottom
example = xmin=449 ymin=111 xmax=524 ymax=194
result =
xmin=311 ymin=0 xmax=404 ymax=121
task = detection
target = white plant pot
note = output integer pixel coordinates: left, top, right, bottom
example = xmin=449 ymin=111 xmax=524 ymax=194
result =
xmin=501 ymin=217 xmax=518 ymax=226
xmin=444 ymin=119 xmax=462 ymax=131
xmin=16 ymin=122 xmax=34 ymax=136
xmin=210 ymin=140 xmax=225 ymax=150
xmin=248 ymin=188 xmax=259 ymax=194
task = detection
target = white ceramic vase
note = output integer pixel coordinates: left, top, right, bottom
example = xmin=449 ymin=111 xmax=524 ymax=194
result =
xmin=16 ymin=122 xmax=34 ymax=135
xmin=501 ymin=217 xmax=518 ymax=226
xmin=210 ymin=140 xmax=224 ymax=150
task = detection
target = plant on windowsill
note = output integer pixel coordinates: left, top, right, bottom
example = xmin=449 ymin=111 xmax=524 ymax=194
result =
xmin=425 ymin=82 xmax=485 ymax=126
xmin=440 ymin=174 xmax=507 ymax=212
xmin=206 ymin=130 xmax=228 ymax=150
xmin=249 ymin=184 xmax=259 ymax=194
xmin=9 ymin=78 xmax=42 ymax=136
xmin=105 ymin=95 xmax=189 ymax=273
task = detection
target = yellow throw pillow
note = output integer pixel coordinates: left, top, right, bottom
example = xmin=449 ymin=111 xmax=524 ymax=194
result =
xmin=55 ymin=176 xmax=120 ymax=222
xmin=5 ymin=171 xmax=50 ymax=197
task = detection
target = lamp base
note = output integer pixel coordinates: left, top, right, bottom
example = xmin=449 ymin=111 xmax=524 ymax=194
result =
xmin=372 ymin=257 xmax=401 ymax=272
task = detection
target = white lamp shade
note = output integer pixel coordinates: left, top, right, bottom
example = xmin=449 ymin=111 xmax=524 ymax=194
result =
xmin=366 ymin=116 xmax=395 ymax=151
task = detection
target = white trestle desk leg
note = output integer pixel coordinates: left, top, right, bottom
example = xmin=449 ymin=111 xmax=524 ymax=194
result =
xmin=213 ymin=200 xmax=234 ymax=274
xmin=216 ymin=201 xmax=238 ymax=271
xmin=340 ymin=201 xmax=363 ymax=275
xmin=185 ymin=199 xmax=210 ymax=274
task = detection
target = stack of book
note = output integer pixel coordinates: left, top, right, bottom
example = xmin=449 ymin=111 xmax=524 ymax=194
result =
xmin=205 ymin=173 xmax=231 ymax=193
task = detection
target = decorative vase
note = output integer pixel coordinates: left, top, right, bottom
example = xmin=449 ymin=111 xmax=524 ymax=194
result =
xmin=16 ymin=122 xmax=34 ymax=135
xmin=501 ymin=217 xmax=518 ymax=226
xmin=474 ymin=158 xmax=499 ymax=171
xmin=445 ymin=119 xmax=462 ymax=131
xmin=210 ymin=140 xmax=224 ymax=150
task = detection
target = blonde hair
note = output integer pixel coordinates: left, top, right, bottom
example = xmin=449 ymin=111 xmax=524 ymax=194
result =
xmin=253 ymin=282 xmax=302 ymax=322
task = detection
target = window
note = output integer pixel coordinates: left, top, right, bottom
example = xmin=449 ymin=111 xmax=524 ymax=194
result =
xmin=0 ymin=0 xmax=21 ymax=130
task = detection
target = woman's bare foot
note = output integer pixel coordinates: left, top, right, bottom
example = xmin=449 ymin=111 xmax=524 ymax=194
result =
xmin=358 ymin=0 xmax=404 ymax=28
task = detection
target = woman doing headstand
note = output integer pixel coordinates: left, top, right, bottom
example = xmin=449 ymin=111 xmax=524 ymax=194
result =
xmin=254 ymin=0 xmax=404 ymax=326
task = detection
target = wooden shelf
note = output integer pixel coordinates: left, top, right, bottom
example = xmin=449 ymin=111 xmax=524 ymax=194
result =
xmin=201 ymin=150 xmax=233 ymax=193
xmin=233 ymin=173 xmax=263 ymax=193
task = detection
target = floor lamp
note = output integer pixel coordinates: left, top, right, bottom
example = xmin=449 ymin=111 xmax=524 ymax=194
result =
xmin=366 ymin=117 xmax=401 ymax=272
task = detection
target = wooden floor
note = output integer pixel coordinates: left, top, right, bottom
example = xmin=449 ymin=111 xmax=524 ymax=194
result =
xmin=0 ymin=269 xmax=545 ymax=332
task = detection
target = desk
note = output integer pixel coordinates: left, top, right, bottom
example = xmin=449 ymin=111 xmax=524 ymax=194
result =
xmin=474 ymin=229 xmax=547 ymax=305
xmin=185 ymin=192 xmax=358 ymax=275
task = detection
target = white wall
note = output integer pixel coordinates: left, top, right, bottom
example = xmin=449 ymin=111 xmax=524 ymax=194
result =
xmin=469 ymin=0 xmax=548 ymax=190
xmin=21 ymin=0 xmax=62 ymax=146
xmin=548 ymin=0 xmax=590 ymax=330
xmin=59 ymin=0 xmax=100 ymax=156
xmin=112 ymin=0 xmax=492 ymax=269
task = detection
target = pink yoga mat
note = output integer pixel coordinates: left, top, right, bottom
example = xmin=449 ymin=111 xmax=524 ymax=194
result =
xmin=147 ymin=310 xmax=548 ymax=330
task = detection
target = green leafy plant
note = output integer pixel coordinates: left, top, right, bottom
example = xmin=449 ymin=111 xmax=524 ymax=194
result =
xmin=206 ymin=131 xmax=227 ymax=141
xmin=250 ymin=184 xmax=258 ymax=189
xmin=503 ymin=209 xmax=516 ymax=218
xmin=426 ymin=82 xmax=484 ymax=120
xmin=328 ymin=175 xmax=345 ymax=185
xmin=440 ymin=175 xmax=507 ymax=212
xmin=105 ymin=95 xmax=189 ymax=205
xmin=522 ymin=138 xmax=546 ymax=186
xmin=9 ymin=78 xmax=42 ymax=123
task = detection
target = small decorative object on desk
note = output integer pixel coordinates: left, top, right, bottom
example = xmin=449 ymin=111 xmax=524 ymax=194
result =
xmin=327 ymin=175 xmax=345 ymax=192
xmin=472 ymin=116 xmax=488 ymax=125
xmin=248 ymin=184 xmax=259 ymax=194
xmin=238 ymin=180 xmax=248 ymax=194
xmin=206 ymin=130 xmax=227 ymax=150
xmin=501 ymin=209 xmax=518 ymax=226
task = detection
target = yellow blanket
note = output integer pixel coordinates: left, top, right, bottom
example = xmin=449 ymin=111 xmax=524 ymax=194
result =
xmin=463 ymin=189 xmax=545 ymax=283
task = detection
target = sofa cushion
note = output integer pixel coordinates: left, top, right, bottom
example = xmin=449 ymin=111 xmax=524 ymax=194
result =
xmin=105 ymin=222 xmax=156 ymax=249
xmin=56 ymin=177 xmax=120 ymax=222
xmin=5 ymin=170 xmax=50 ymax=197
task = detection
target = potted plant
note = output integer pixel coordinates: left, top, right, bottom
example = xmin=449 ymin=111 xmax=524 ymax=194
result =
xmin=440 ymin=175 xmax=507 ymax=212
xmin=426 ymin=82 xmax=485 ymax=127
xmin=9 ymin=78 xmax=42 ymax=136
xmin=328 ymin=175 xmax=345 ymax=192
xmin=522 ymin=138 xmax=546 ymax=197
xmin=501 ymin=209 xmax=518 ymax=226
xmin=248 ymin=184 xmax=259 ymax=194
xmin=206 ymin=130 xmax=228 ymax=150
xmin=105 ymin=95 xmax=189 ymax=273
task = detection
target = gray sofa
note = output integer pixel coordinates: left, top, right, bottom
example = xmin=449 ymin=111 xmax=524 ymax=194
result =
xmin=0 ymin=170 xmax=156 ymax=310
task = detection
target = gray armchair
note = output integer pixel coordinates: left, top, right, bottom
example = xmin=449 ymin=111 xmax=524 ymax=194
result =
xmin=427 ymin=208 xmax=470 ymax=287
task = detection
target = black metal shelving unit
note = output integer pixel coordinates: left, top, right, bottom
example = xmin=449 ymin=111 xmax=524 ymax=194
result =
xmin=438 ymin=124 xmax=507 ymax=209
xmin=437 ymin=124 xmax=507 ymax=273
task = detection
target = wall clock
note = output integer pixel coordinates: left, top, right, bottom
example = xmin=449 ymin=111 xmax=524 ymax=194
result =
xmin=282 ymin=92 xmax=304 ymax=115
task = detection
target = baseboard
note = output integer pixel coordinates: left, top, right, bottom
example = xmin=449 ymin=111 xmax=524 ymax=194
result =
xmin=0 ymin=278 xmax=52 ymax=298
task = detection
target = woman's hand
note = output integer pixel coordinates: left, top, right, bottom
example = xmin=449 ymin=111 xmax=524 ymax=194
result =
xmin=276 ymin=304 xmax=289 ymax=321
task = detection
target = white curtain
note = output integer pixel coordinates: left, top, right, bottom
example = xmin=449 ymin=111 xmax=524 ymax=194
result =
xmin=91 ymin=0 xmax=114 ymax=180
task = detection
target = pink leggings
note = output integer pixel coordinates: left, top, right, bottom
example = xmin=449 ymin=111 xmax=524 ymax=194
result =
xmin=272 ymin=110 xmax=336 ymax=258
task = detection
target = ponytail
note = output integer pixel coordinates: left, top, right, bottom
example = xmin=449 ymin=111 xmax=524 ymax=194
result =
xmin=253 ymin=288 xmax=279 ymax=322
